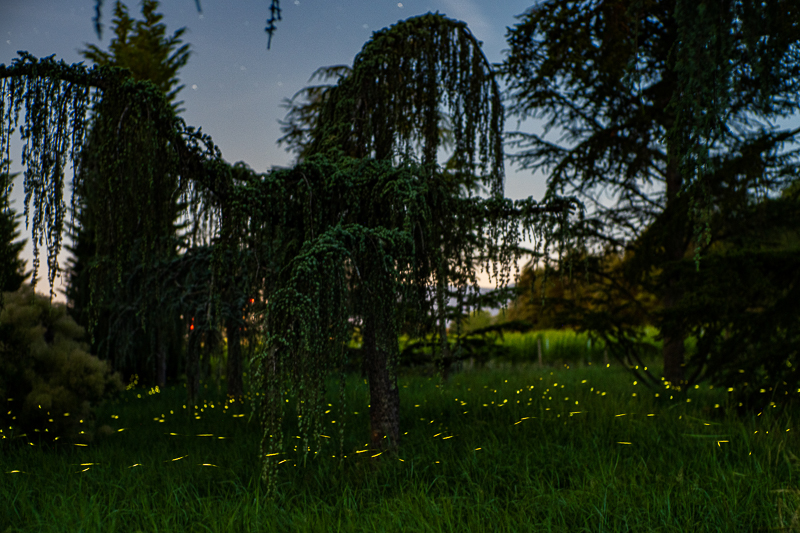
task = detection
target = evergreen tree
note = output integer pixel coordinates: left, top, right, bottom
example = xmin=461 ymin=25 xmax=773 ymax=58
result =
xmin=500 ymin=0 xmax=800 ymax=402
xmin=0 ymin=165 xmax=31 ymax=295
xmin=278 ymin=15 xmax=524 ymax=380
xmin=81 ymin=0 xmax=191 ymax=113
xmin=91 ymin=0 xmax=283 ymax=49
xmin=64 ymin=0 xmax=192 ymax=388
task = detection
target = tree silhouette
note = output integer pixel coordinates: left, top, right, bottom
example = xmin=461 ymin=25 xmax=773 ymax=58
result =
xmin=63 ymin=0 xmax=193 ymax=389
xmin=500 ymin=0 xmax=800 ymax=401
xmin=0 ymin=166 xmax=30 ymax=296
xmin=91 ymin=0 xmax=283 ymax=49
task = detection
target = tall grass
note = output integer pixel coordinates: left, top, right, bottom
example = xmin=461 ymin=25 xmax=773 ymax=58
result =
xmin=495 ymin=327 xmax=664 ymax=368
xmin=2 ymin=336 xmax=799 ymax=532
xmin=463 ymin=326 xmax=708 ymax=373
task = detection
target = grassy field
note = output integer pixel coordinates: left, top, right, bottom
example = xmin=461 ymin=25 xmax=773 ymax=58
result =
xmin=2 ymin=331 xmax=799 ymax=532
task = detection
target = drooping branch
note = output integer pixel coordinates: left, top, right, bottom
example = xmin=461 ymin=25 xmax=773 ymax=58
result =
xmin=0 ymin=51 xmax=240 ymax=300
xmin=307 ymin=13 xmax=506 ymax=196
xmin=1 ymin=33 xmax=583 ymax=502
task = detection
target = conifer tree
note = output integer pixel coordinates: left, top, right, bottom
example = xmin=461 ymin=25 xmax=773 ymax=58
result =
xmin=65 ymin=0 xmax=192 ymax=388
xmin=90 ymin=0 xmax=283 ymax=49
xmin=0 ymin=165 xmax=30 ymax=295
xmin=500 ymin=0 xmax=800 ymax=403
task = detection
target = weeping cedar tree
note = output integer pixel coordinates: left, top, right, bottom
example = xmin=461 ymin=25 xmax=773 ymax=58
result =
xmin=243 ymin=13 xmax=582 ymax=490
xmin=500 ymin=0 xmax=800 ymax=412
xmin=277 ymin=13 xmax=540 ymax=378
xmin=64 ymin=0 xmax=194 ymax=390
xmin=0 ymin=13 xmax=581 ymax=498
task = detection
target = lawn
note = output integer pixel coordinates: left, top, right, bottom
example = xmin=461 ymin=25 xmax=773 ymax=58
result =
xmin=2 ymin=331 xmax=799 ymax=532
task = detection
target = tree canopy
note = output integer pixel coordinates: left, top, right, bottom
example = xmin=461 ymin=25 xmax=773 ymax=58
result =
xmin=500 ymin=0 xmax=800 ymax=410
xmin=0 ymin=13 xmax=581 ymax=498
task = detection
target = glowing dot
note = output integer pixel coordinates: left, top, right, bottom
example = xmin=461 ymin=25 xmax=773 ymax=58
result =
xmin=397 ymin=2 xmax=403 ymax=6
xmin=192 ymin=84 xmax=197 ymax=90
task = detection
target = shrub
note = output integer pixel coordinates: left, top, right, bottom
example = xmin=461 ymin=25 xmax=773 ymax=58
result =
xmin=0 ymin=283 xmax=125 ymax=450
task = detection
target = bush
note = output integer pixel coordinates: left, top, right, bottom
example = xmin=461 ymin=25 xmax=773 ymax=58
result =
xmin=0 ymin=283 xmax=125 ymax=450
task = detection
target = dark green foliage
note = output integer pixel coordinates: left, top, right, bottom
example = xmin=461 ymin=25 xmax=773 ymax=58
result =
xmin=656 ymin=192 xmax=800 ymax=415
xmin=500 ymin=0 xmax=800 ymax=398
xmin=82 ymin=0 xmax=192 ymax=114
xmin=398 ymin=334 xmax=511 ymax=375
xmin=0 ymin=52 xmax=161 ymax=300
xmin=301 ymin=12 xmax=505 ymax=194
xmin=0 ymin=13 xmax=581 ymax=500
xmin=61 ymin=181 xmax=111 ymax=363
xmin=668 ymin=0 xmax=800 ymax=262
xmin=507 ymin=246 xmax=661 ymax=333
xmin=69 ymin=1 xmax=195 ymax=389
xmin=278 ymin=64 xmax=352 ymax=163
xmin=665 ymin=251 xmax=800 ymax=415
xmin=0 ymin=166 xmax=30 ymax=294
xmin=0 ymin=283 xmax=125 ymax=450
xmin=120 ymin=239 xmax=261 ymax=400
xmin=0 ymin=208 xmax=27 ymax=293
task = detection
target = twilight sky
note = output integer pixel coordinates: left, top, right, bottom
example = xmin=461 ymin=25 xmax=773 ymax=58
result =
xmin=2 ymin=0 xmax=798 ymax=302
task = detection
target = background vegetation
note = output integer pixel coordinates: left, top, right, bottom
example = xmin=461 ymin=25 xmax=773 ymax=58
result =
xmin=1 ymin=0 xmax=799 ymax=529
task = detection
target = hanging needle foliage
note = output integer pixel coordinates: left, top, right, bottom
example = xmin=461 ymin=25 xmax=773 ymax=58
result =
xmin=0 ymin=13 xmax=584 ymax=499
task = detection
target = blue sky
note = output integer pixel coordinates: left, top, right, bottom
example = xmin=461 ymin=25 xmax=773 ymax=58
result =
xmin=2 ymin=0 xmax=798 ymax=301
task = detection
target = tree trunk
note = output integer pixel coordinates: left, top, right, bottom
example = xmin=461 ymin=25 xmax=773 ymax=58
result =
xmin=186 ymin=329 xmax=201 ymax=408
xmin=537 ymin=336 xmax=543 ymax=367
xmin=436 ymin=255 xmax=452 ymax=381
xmin=662 ymin=147 xmax=687 ymax=389
xmin=226 ymin=317 xmax=244 ymax=401
xmin=363 ymin=316 xmax=401 ymax=454
xmin=200 ymin=333 xmax=211 ymax=385
xmin=155 ymin=326 xmax=167 ymax=389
